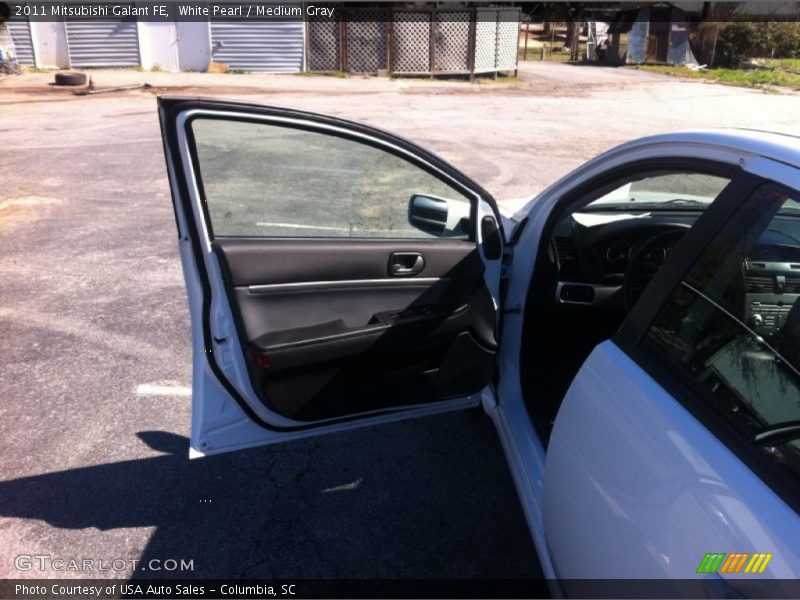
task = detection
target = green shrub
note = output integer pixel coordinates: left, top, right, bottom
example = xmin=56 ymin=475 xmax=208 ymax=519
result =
xmin=715 ymin=21 xmax=800 ymax=67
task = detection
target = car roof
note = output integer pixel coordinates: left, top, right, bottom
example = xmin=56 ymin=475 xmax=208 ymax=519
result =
xmin=617 ymin=129 xmax=800 ymax=170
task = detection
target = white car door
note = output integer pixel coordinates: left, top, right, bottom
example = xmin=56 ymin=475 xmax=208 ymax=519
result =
xmin=158 ymin=98 xmax=505 ymax=457
xmin=541 ymin=158 xmax=800 ymax=595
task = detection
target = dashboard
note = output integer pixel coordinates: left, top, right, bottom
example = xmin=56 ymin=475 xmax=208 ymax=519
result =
xmin=551 ymin=211 xmax=701 ymax=308
xmin=551 ymin=210 xmax=800 ymax=338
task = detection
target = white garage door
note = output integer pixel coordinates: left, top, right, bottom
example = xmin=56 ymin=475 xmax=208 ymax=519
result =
xmin=6 ymin=20 xmax=36 ymax=66
xmin=65 ymin=19 xmax=140 ymax=67
xmin=209 ymin=20 xmax=304 ymax=72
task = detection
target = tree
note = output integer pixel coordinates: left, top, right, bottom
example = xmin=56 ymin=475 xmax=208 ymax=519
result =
xmin=689 ymin=2 xmax=741 ymax=66
xmin=522 ymin=2 xmax=564 ymax=36
xmin=701 ymin=20 xmax=800 ymax=67
xmin=563 ymin=3 xmax=585 ymax=61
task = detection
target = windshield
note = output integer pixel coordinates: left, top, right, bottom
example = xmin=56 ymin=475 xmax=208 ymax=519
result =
xmin=585 ymin=172 xmax=731 ymax=211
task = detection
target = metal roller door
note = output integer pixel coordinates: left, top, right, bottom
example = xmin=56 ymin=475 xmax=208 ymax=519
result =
xmin=210 ymin=20 xmax=304 ymax=72
xmin=6 ymin=20 xmax=36 ymax=66
xmin=65 ymin=19 xmax=140 ymax=67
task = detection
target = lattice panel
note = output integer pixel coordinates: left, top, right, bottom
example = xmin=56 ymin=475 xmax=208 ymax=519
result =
xmin=307 ymin=21 xmax=340 ymax=71
xmin=433 ymin=13 xmax=470 ymax=72
xmin=392 ymin=12 xmax=430 ymax=74
xmin=346 ymin=11 xmax=388 ymax=73
xmin=474 ymin=9 xmax=498 ymax=72
xmin=496 ymin=9 xmax=520 ymax=71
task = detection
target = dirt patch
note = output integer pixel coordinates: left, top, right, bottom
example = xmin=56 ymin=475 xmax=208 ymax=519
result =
xmin=0 ymin=82 xmax=86 ymax=96
xmin=2 ymin=83 xmax=386 ymax=102
xmin=2 ymin=79 xmax=592 ymax=104
xmin=0 ymin=196 xmax=62 ymax=227
xmin=0 ymin=87 xmax=159 ymax=107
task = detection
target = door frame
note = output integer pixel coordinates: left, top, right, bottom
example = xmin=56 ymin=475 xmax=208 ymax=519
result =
xmin=159 ymin=97 xmax=505 ymax=439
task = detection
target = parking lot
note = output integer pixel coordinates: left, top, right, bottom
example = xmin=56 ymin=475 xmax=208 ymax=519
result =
xmin=2 ymin=61 xmax=799 ymax=580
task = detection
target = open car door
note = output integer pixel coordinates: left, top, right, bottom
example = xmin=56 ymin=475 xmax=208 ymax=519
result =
xmin=158 ymin=98 xmax=505 ymax=457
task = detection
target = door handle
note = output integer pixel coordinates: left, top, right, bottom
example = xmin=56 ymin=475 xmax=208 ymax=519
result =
xmin=389 ymin=252 xmax=425 ymax=276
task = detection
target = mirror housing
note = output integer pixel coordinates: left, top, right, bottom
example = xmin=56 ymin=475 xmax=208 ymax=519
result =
xmin=408 ymin=194 xmax=449 ymax=236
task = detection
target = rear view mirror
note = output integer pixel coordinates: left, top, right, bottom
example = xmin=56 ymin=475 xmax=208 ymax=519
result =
xmin=408 ymin=194 xmax=449 ymax=236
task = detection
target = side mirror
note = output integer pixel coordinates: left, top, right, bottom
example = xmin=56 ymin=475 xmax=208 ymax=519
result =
xmin=408 ymin=194 xmax=449 ymax=236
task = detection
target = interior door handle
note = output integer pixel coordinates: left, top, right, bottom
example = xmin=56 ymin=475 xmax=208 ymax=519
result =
xmin=389 ymin=252 xmax=425 ymax=276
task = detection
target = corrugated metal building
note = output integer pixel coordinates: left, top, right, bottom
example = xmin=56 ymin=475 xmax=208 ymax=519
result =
xmin=603 ymin=4 xmax=699 ymax=66
xmin=4 ymin=7 xmax=515 ymax=76
xmin=3 ymin=15 xmax=305 ymax=72
xmin=65 ymin=20 xmax=141 ymax=67
xmin=209 ymin=19 xmax=304 ymax=72
xmin=6 ymin=18 xmax=35 ymax=66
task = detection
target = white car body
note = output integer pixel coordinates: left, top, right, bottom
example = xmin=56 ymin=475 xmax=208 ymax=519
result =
xmin=159 ymin=97 xmax=800 ymax=596
xmin=493 ymin=132 xmax=800 ymax=593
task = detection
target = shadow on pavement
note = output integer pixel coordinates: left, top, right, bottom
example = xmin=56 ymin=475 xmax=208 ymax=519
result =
xmin=0 ymin=412 xmax=539 ymax=579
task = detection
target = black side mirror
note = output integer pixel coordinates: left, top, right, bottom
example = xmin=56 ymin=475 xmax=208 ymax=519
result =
xmin=408 ymin=194 xmax=448 ymax=236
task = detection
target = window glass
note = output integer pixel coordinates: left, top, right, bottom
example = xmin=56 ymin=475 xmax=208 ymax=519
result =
xmin=190 ymin=118 xmax=472 ymax=238
xmin=644 ymin=183 xmax=800 ymax=457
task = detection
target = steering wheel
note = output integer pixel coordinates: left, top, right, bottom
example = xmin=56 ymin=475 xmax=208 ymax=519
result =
xmin=623 ymin=228 xmax=688 ymax=312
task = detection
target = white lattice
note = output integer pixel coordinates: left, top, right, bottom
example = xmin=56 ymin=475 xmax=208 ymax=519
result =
xmin=434 ymin=13 xmax=470 ymax=72
xmin=307 ymin=21 xmax=339 ymax=71
xmin=346 ymin=11 xmax=388 ymax=73
xmin=496 ymin=9 xmax=520 ymax=71
xmin=315 ymin=7 xmax=522 ymax=77
xmin=474 ymin=9 xmax=498 ymax=72
xmin=392 ymin=12 xmax=430 ymax=73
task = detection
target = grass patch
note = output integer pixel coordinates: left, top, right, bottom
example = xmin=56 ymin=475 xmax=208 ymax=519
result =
xmin=298 ymin=70 xmax=348 ymax=78
xmin=630 ymin=64 xmax=800 ymax=91
xmin=762 ymin=58 xmax=800 ymax=73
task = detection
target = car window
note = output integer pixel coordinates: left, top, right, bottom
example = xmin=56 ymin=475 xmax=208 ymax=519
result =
xmin=584 ymin=171 xmax=730 ymax=211
xmin=643 ymin=183 xmax=800 ymax=459
xmin=189 ymin=118 xmax=473 ymax=239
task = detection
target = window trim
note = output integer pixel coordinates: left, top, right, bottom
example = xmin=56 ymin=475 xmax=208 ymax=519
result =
xmin=614 ymin=174 xmax=800 ymax=515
